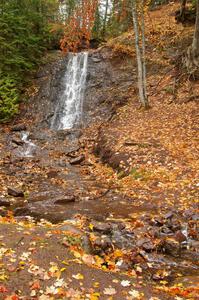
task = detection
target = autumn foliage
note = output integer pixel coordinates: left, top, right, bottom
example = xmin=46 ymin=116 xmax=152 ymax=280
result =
xmin=60 ymin=0 xmax=98 ymax=53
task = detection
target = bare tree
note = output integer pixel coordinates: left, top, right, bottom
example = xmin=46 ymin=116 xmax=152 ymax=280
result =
xmin=131 ymin=0 xmax=149 ymax=108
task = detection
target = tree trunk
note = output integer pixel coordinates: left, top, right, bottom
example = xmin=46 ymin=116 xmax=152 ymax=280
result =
xmin=132 ymin=0 xmax=149 ymax=108
xmin=186 ymin=0 xmax=199 ymax=77
xmin=102 ymin=0 xmax=109 ymax=36
xmin=180 ymin=0 xmax=187 ymax=21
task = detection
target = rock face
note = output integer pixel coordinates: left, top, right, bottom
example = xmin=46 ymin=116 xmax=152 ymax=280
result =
xmin=83 ymin=48 xmax=135 ymax=125
xmin=24 ymin=48 xmax=135 ymax=131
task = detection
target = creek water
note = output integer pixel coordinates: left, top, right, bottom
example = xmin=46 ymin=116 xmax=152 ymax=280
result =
xmin=20 ymin=132 xmax=37 ymax=157
xmin=51 ymin=52 xmax=88 ymax=130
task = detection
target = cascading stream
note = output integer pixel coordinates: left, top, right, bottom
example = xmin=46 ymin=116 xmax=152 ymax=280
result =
xmin=51 ymin=52 xmax=88 ymax=130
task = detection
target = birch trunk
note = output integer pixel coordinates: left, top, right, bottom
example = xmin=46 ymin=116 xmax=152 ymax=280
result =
xmin=132 ymin=0 xmax=149 ymax=108
xmin=102 ymin=0 xmax=109 ymax=36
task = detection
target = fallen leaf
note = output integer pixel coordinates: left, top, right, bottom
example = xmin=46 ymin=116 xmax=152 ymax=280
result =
xmin=72 ymin=273 xmax=84 ymax=280
xmin=121 ymin=280 xmax=131 ymax=287
xmin=103 ymin=287 xmax=116 ymax=295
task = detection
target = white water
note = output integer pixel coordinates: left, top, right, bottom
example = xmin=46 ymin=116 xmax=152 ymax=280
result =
xmin=21 ymin=132 xmax=37 ymax=157
xmin=52 ymin=52 xmax=88 ymax=130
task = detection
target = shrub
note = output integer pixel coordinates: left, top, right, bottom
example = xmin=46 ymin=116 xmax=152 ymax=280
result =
xmin=0 ymin=76 xmax=19 ymax=122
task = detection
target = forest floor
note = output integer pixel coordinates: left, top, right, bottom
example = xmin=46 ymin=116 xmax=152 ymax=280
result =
xmin=0 ymin=2 xmax=199 ymax=300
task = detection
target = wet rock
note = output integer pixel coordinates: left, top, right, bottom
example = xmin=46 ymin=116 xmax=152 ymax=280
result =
xmin=70 ymin=155 xmax=85 ymax=165
xmin=117 ymin=223 xmax=126 ymax=231
xmin=92 ymin=221 xmax=112 ymax=234
xmin=7 ymin=187 xmax=24 ymax=198
xmin=14 ymin=206 xmax=30 ymax=216
xmin=159 ymin=238 xmax=180 ymax=257
xmin=58 ymin=224 xmax=83 ymax=235
xmin=11 ymin=124 xmax=27 ymax=132
xmin=54 ymin=195 xmax=75 ymax=205
xmin=93 ymin=236 xmax=112 ymax=253
xmin=190 ymin=240 xmax=199 ymax=249
xmin=11 ymin=137 xmax=24 ymax=146
xmin=174 ymin=230 xmax=187 ymax=243
xmin=111 ymin=230 xmax=134 ymax=249
xmin=0 ymin=198 xmax=11 ymax=207
xmin=56 ymin=130 xmax=72 ymax=140
xmin=191 ymin=214 xmax=199 ymax=221
xmin=47 ymin=170 xmax=58 ymax=178
xmin=167 ymin=218 xmax=181 ymax=232
xmin=164 ymin=211 xmax=174 ymax=220
xmin=116 ymin=260 xmax=131 ymax=271
xmin=160 ymin=226 xmax=173 ymax=235
xmin=92 ymin=57 xmax=101 ymax=63
xmin=81 ymin=235 xmax=93 ymax=254
xmin=152 ymin=270 xmax=171 ymax=281
xmin=137 ymin=238 xmax=155 ymax=252
xmin=153 ymin=217 xmax=164 ymax=227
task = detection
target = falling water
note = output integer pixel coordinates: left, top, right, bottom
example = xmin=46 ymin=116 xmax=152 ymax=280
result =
xmin=21 ymin=132 xmax=37 ymax=157
xmin=52 ymin=52 xmax=88 ymax=130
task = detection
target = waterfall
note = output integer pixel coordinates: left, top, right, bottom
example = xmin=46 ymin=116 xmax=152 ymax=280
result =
xmin=21 ymin=132 xmax=37 ymax=157
xmin=52 ymin=52 xmax=88 ymax=130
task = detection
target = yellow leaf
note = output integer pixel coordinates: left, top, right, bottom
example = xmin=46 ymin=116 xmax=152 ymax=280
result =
xmin=72 ymin=273 xmax=84 ymax=280
xmin=0 ymin=274 xmax=8 ymax=281
xmin=89 ymin=223 xmax=94 ymax=231
xmin=90 ymin=292 xmax=100 ymax=300
xmin=61 ymin=268 xmax=67 ymax=272
xmin=93 ymin=282 xmax=100 ymax=288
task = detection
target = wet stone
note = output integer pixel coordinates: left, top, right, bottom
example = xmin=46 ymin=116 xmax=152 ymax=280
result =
xmin=0 ymin=198 xmax=11 ymax=207
xmin=111 ymin=230 xmax=134 ymax=249
xmin=92 ymin=221 xmax=112 ymax=234
xmin=164 ymin=211 xmax=174 ymax=219
xmin=160 ymin=225 xmax=173 ymax=235
xmin=47 ymin=170 xmax=59 ymax=178
xmin=191 ymin=214 xmax=199 ymax=221
xmin=174 ymin=230 xmax=187 ymax=243
xmin=7 ymin=187 xmax=24 ymax=198
xmin=93 ymin=236 xmax=112 ymax=253
xmin=58 ymin=224 xmax=83 ymax=235
xmin=54 ymin=195 xmax=75 ymax=205
xmin=81 ymin=235 xmax=93 ymax=254
xmin=159 ymin=238 xmax=180 ymax=257
xmin=11 ymin=137 xmax=24 ymax=146
xmin=153 ymin=217 xmax=164 ymax=227
xmin=137 ymin=238 xmax=155 ymax=252
xmin=11 ymin=124 xmax=27 ymax=132
xmin=70 ymin=155 xmax=85 ymax=165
